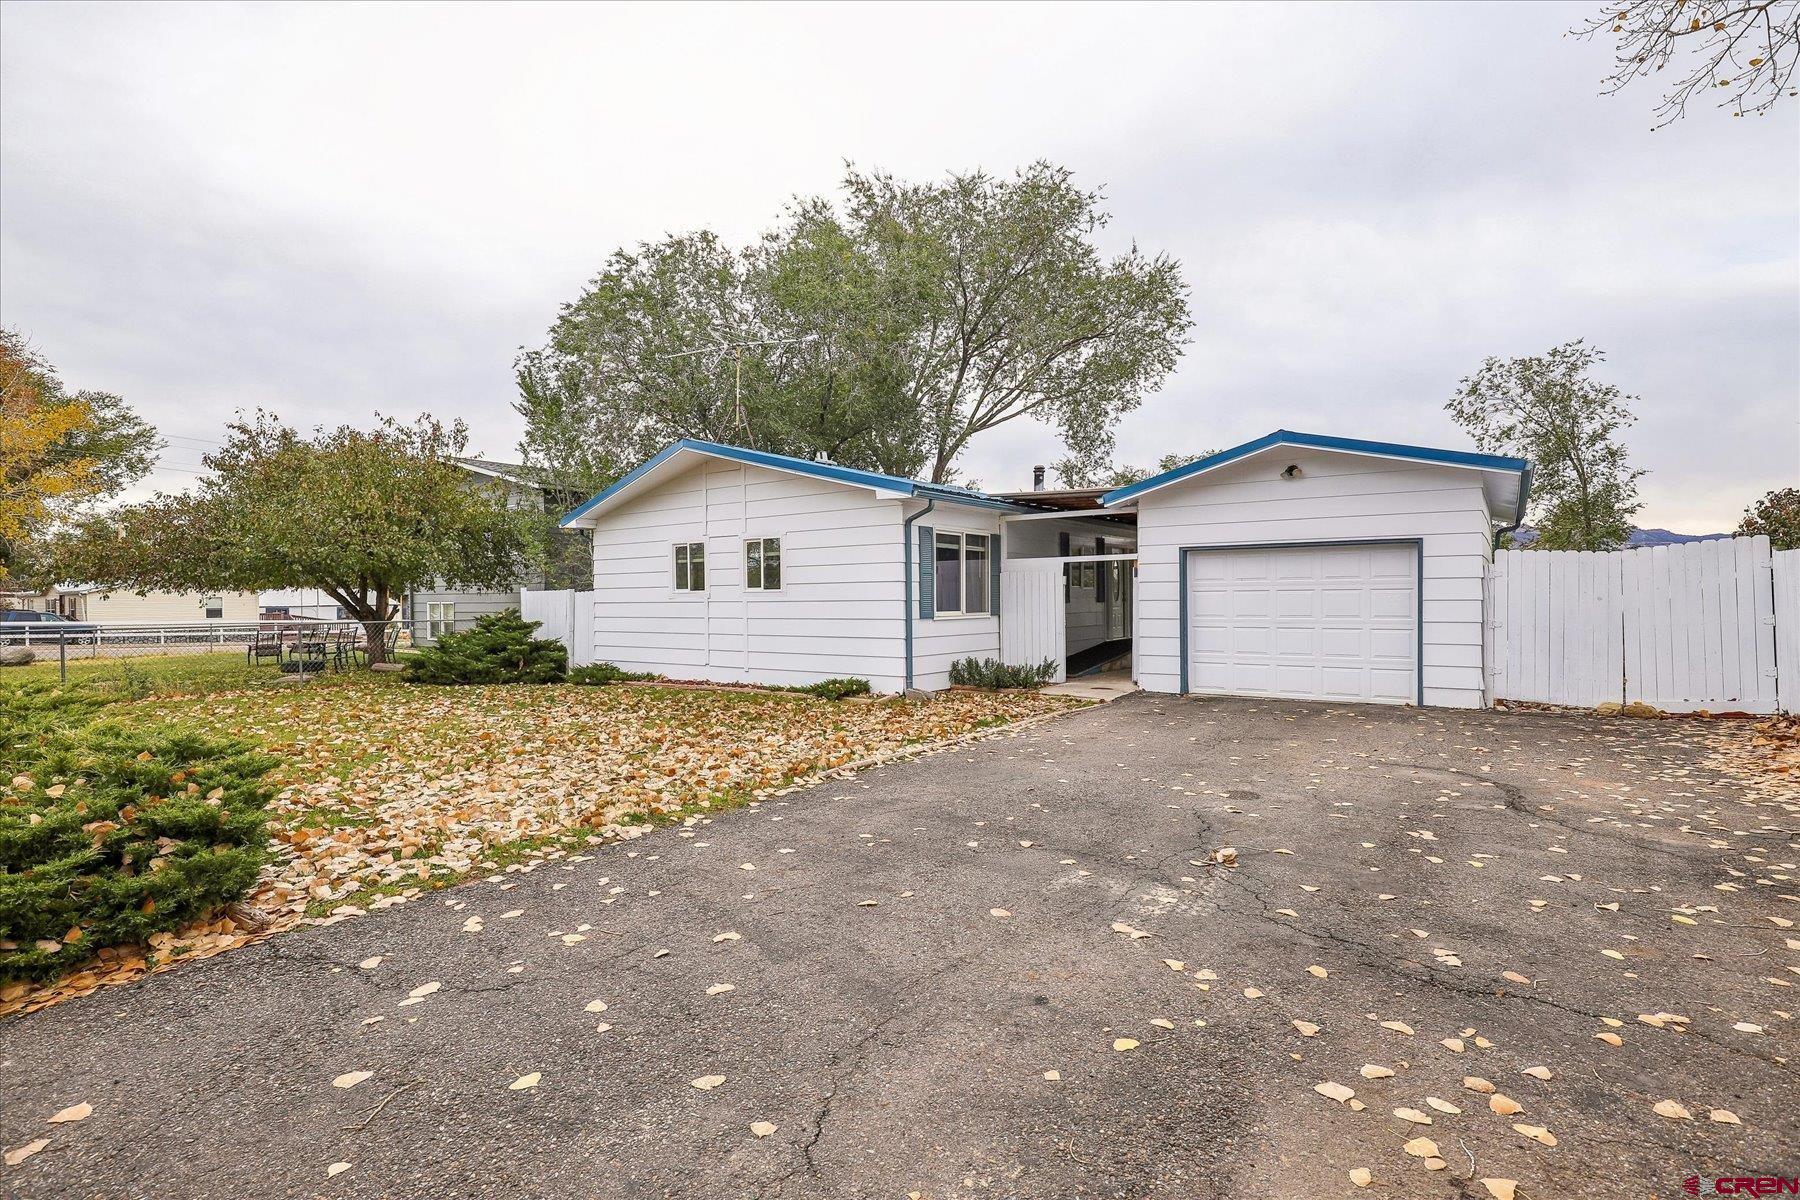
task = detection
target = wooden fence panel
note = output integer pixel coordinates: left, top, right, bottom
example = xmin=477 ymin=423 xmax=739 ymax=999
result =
xmin=1489 ymin=536 xmax=1782 ymax=713
xmin=1776 ymin=549 xmax=1800 ymax=714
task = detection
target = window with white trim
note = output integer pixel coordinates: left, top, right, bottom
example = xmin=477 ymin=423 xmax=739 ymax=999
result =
xmin=672 ymin=542 xmax=706 ymax=592
xmin=202 ymin=595 xmax=224 ymax=620
xmin=933 ymin=532 xmax=990 ymax=615
xmin=426 ymin=601 xmax=455 ymax=638
xmin=744 ymin=537 xmax=782 ymax=591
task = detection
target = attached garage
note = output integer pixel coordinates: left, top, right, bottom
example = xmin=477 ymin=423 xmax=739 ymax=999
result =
xmin=1102 ymin=431 xmax=1529 ymax=709
xmin=1186 ymin=541 xmax=1418 ymax=704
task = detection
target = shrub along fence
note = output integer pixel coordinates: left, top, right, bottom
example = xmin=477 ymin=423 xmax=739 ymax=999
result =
xmin=1486 ymin=535 xmax=1797 ymax=714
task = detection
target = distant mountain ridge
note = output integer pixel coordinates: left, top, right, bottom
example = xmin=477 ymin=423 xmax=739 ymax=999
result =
xmin=1510 ymin=526 xmax=1729 ymax=548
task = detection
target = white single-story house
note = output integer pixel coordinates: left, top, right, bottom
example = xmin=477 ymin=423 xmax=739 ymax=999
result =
xmin=558 ymin=431 xmax=1528 ymax=707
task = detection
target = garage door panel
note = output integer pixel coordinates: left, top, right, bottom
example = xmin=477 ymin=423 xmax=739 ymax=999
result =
xmin=1187 ymin=543 xmax=1417 ymax=705
xmin=1273 ymin=627 xmax=1317 ymax=656
xmin=1369 ymin=668 xmax=1414 ymax=701
xmin=1232 ymin=626 xmax=1272 ymax=654
xmin=1232 ymin=590 xmax=1271 ymax=618
xmin=1369 ymin=627 xmax=1413 ymax=660
xmin=1273 ymin=589 xmax=1317 ymax=618
xmin=1369 ymin=587 xmax=1413 ymax=618
xmin=1192 ymin=590 xmax=1230 ymax=618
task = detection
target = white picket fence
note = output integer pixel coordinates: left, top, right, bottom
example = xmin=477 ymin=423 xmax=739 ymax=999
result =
xmin=519 ymin=588 xmax=596 ymax=666
xmin=1486 ymin=536 xmax=1799 ymax=714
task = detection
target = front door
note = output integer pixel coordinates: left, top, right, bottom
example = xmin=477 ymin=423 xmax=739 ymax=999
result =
xmin=1105 ymin=562 xmax=1132 ymax=641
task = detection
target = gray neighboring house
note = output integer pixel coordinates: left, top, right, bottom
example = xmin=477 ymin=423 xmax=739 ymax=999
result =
xmin=406 ymin=457 xmax=584 ymax=643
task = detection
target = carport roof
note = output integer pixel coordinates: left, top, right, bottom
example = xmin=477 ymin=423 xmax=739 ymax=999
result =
xmin=1099 ymin=430 xmax=1530 ymax=524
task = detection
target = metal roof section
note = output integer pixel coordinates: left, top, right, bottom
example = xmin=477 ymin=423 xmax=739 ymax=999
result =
xmin=560 ymin=439 xmax=1037 ymax=527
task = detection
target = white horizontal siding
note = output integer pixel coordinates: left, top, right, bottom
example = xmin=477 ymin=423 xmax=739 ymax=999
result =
xmin=912 ymin=507 xmax=1005 ymax=691
xmin=586 ymin=460 xmax=910 ymax=692
xmin=1132 ymin=449 xmax=1496 ymax=708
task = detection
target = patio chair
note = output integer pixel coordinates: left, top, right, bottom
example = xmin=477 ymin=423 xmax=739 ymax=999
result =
xmin=331 ymin=626 xmax=364 ymax=670
xmin=246 ymin=627 xmax=285 ymax=667
xmin=283 ymin=625 xmax=331 ymax=673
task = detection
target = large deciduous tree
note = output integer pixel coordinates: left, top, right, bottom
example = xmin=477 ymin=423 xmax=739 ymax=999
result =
xmin=49 ymin=414 xmax=538 ymax=661
xmin=1574 ymin=0 xmax=1799 ymax=126
xmin=517 ymin=162 xmax=1191 ymax=491
xmin=1737 ymin=486 xmax=1800 ymax=549
xmin=1446 ymin=340 xmax=1646 ymax=552
xmin=0 ymin=329 xmax=159 ymax=581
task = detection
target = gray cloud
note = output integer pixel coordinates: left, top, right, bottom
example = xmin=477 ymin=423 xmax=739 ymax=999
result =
xmin=2 ymin=1 xmax=1794 ymax=529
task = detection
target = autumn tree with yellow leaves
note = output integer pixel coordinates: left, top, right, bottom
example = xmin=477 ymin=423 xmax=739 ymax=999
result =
xmin=0 ymin=330 xmax=159 ymax=582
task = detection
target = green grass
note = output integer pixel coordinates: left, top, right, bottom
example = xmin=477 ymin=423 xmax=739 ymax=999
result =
xmin=0 ymin=651 xmax=291 ymax=694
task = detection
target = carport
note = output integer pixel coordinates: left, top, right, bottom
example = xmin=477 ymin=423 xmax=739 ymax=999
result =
xmin=993 ymin=483 xmax=1138 ymax=686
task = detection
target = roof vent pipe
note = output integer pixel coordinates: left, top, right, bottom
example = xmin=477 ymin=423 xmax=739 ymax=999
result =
xmin=1032 ymin=465 xmax=1045 ymax=491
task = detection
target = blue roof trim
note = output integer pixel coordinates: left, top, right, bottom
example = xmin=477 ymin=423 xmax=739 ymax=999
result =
xmin=1099 ymin=430 xmax=1530 ymax=512
xmin=560 ymin=438 xmax=1030 ymax=526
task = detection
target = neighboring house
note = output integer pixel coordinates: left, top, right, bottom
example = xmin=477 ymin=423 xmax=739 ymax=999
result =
xmin=23 ymin=586 xmax=261 ymax=625
xmin=259 ymin=588 xmax=342 ymax=620
xmin=405 ymin=457 xmax=579 ymax=642
xmin=559 ymin=432 xmax=1528 ymax=707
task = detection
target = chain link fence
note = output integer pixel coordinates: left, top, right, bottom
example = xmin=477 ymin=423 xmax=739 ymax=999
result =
xmin=0 ymin=616 xmax=477 ymax=695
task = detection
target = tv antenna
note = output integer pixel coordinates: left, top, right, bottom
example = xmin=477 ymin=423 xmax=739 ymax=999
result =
xmin=661 ymin=330 xmax=818 ymax=446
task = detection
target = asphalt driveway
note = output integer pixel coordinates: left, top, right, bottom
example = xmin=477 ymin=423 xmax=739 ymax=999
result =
xmin=3 ymin=695 xmax=1795 ymax=1199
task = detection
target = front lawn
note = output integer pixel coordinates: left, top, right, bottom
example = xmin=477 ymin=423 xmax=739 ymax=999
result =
xmin=1 ymin=673 xmax=1078 ymax=1014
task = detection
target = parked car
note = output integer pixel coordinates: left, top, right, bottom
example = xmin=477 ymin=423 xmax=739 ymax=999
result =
xmin=0 ymin=609 xmax=100 ymax=644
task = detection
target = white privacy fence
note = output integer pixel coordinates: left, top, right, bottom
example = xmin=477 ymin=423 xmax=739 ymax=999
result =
xmin=519 ymin=589 xmax=595 ymax=666
xmin=1486 ymin=536 xmax=1797 ymax=714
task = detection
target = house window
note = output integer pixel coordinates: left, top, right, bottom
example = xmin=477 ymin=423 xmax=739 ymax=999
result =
xmin=744 ymin=538 xmax=782 ymax=591
xmin=202 ymin=595 xmax=224 ymax=620
xmin=426 ymin=602 xmax=455 ymax=638
xmin=933 ymin=532 xmax=990 ymax=616
xmin=673 ymin=542 xmax=706 ymax=592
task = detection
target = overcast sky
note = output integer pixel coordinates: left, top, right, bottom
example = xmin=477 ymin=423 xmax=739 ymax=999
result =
xmin=2 ymin=1 xmax=1795 ymax=531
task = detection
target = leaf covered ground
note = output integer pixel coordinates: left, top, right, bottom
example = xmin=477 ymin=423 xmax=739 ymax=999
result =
xmin=0 ymin=677 xmax=1076 ymax=1015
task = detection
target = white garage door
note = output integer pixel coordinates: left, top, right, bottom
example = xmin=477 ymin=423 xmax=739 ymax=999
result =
xmin=1187 ymin=543 xmax=1417 ymax=704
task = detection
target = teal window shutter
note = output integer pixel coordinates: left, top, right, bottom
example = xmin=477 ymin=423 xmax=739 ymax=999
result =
xmin=1059 ymin=531 xmax=1070 ymax=601
xmin=989 ymin=532 xmax=1002 ymax=617
xmin=918 ymin=525 xmax=935 ymax=619
xmin=1096 ymin=537 xmax=1107 ymax=601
